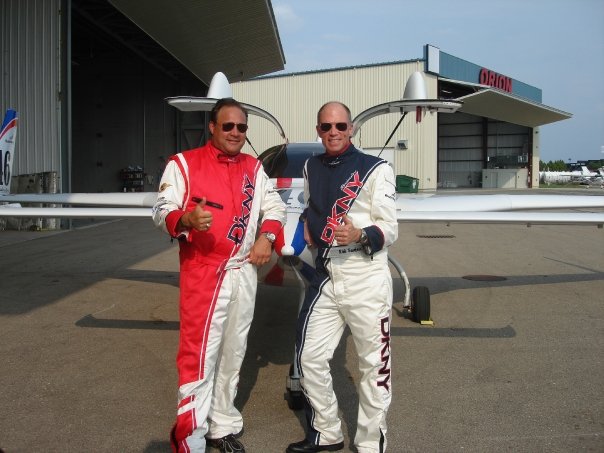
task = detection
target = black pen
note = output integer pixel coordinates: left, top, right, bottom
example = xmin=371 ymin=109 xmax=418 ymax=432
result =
xmin=192 ymin=196 xmax=224 ymax=210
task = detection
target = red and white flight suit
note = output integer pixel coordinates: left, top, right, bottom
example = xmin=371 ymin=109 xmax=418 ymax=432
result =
xmin=153 ymin=141 xmax=286 ymax=452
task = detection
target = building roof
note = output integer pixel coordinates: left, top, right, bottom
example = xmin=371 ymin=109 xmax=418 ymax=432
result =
xmin=107 ymin=0 xmax=285 ymax=85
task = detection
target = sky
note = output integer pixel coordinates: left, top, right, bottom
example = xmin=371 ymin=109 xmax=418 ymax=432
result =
xmin=271 ymin=0 xmax=604 ymax=163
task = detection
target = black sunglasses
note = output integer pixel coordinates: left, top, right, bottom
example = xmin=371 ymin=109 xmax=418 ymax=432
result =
xmin=319 ymin=122 xmax=349 ymax=132
xmin=220 ymin=122 xmax=248 ymax=133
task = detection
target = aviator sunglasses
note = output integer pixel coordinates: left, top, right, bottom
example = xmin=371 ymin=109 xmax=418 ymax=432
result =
xmin=319 ymin=122 xmax=349 ymax=132
xmin=219 ymin=122 xmax=249 ymax=133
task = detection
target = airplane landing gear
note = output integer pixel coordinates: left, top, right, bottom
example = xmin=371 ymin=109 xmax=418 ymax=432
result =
xmin=285 ymin=261 xmax=307 ymax=411
xmin=388 ymin=254 xmax=431 ymax=323
xmin=286 ymin=364 xmax=304 ymax=410
xmin=411 ymin=285 xmax=431 ymax=323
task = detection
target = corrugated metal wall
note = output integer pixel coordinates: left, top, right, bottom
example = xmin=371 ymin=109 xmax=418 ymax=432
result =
xmin=439 ymin=113 xmax=484 ymax=188
xmin=439 ymin=112 xmax=530 ymax=188
xmin=0 ymin=0 xmax=63 ymax=178
xmin=232 ymin=61 xmax=442 ymax=190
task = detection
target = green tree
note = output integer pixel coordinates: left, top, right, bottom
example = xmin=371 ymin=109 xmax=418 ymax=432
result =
xmin=541 ymin=160 xmax=567 ymax=171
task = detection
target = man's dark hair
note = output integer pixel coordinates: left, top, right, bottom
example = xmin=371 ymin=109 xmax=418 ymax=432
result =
xmin=210 ymin=98 xmax=248 ymax=123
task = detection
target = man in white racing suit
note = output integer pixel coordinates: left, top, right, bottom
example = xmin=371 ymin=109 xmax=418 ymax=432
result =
xmin=287 ymin=102 xmax=398 ymax=453
xmin=153 ymin=98 xmax=286 ymax=453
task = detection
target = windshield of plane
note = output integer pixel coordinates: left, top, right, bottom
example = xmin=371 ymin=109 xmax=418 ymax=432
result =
xmin=259 ymin=143 xmax=324 ymax=178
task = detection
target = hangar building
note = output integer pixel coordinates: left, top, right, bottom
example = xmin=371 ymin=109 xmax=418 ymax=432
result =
xmin=232 ymin=44 xmax=571 ymax=191
xmin=1 ymin=0 xmax=284 ymax=195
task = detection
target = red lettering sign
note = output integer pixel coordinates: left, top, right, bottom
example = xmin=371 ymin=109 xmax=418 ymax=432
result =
xmin=479 ymin=68 xmax=512 ymax=93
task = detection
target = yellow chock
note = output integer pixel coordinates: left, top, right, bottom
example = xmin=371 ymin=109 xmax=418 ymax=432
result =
xmin=420 ymin=319 xmax=434 ymax=326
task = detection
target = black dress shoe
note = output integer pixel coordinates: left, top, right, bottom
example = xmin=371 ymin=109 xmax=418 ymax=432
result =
xmin=286 ymin=439 xmax=344 ymax=453
xmin=207 ymin=434 xmax=245 ymax=452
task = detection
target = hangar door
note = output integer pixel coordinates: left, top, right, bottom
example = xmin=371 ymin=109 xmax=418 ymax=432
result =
xmin=438 ymin=112 xmax=531 ymax=189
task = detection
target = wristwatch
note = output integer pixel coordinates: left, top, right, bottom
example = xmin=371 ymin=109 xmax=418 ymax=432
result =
xmin=359 ymin=229 xmax=368 ymax=245
xmin=359 ymin=228 xmax=371 ymax=255
xmin=263 ymin=232 xmax=277 ymax=243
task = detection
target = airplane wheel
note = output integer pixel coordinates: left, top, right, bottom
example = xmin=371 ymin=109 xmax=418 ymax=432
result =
xmin=412 ymin=286 xmax=430 ymax=323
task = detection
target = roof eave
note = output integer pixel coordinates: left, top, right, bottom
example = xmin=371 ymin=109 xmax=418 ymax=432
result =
xmin=457 ymin=89 xmax=572 ymax=127
xmin=108 ymin=0 xmax=285 ymax=84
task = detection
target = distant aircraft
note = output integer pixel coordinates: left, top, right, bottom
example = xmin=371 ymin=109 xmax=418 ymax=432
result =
xmin=574 ymin=169 xmax=604 ymax=187
xmin=540 ymin=165 xmax=604 ymax=186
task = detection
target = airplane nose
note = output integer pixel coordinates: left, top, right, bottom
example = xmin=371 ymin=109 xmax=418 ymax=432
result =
xmin=280 ymin=245 xmax=295 ymax=256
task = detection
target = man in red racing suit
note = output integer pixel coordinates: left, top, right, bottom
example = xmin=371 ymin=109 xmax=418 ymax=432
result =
xmin=153 ymin=98 xmax=286 ymax=452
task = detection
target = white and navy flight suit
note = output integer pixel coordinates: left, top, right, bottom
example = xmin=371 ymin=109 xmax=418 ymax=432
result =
xmin=297 ymin=144 xmax=398 ymax=453
xmin=152 ymin=141 xmax=286 ymax=452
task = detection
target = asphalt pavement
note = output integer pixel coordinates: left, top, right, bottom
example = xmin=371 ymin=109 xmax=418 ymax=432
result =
xmin=0 ymin=199 xmax=603 ymax=452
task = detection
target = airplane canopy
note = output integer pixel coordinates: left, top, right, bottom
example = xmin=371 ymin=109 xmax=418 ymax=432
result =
xmin=351 ymin=99 xmax=463 ymax=136
xmin=454 ymin=85 xmax=571 ymax=128
xmin=107 ymin=0 xmax=285 ymax=85
xmin=167 ymin=97 xmax=286 ymax=139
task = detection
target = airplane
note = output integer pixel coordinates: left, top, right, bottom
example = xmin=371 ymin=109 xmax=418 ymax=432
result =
xmin=574 ymin=170 xmax=604 ymax=187
xmin=568 ymin=166 xmax=604 ymax=187
xmin=2 ymin=69 xmax=604 ymax=299
xmin=2 ymin=72 xmax=604 ymax=409
xmin=2 ymin=72 xmax=604 ymax=318
xmin=1 ymin=108 xmax=17 ymax=196
xmin=540 ymin=165 xmax=604 ymax=186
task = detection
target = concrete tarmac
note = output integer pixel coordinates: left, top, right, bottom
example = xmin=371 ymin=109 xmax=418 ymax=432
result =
xmin=1 ymin=200 xmax=603 ymax=452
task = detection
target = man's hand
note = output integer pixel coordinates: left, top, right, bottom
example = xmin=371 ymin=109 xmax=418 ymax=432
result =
xmin=249 ymin=235 xmax=273 ymax=266
xmin=180 ymin=197 xmax=213 ymax=231
xmin=334 ymin=215 xmax=361 ymax=245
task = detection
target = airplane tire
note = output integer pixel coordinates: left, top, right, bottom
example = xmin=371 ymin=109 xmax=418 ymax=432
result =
xmin=412 ymin=286 xmax=430 ymax=323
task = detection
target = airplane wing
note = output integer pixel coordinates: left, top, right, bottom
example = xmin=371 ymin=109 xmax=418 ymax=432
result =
xmin=0 ymin=192 xmax=156 ymax=206
xmin=397 ymin=193 xmax=604 ymax=212
xmin=395 ymin=193 xmax=604 ymax=226
xmin=397 ymin=211 xmax=604 ymax=225
xmin=0 ymin=191 xmax=156 ymax=218
xmin=2 ymin=189 xmax=604 ymax=226
xmin=0 ymin=206 xmax=150 ymax=218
